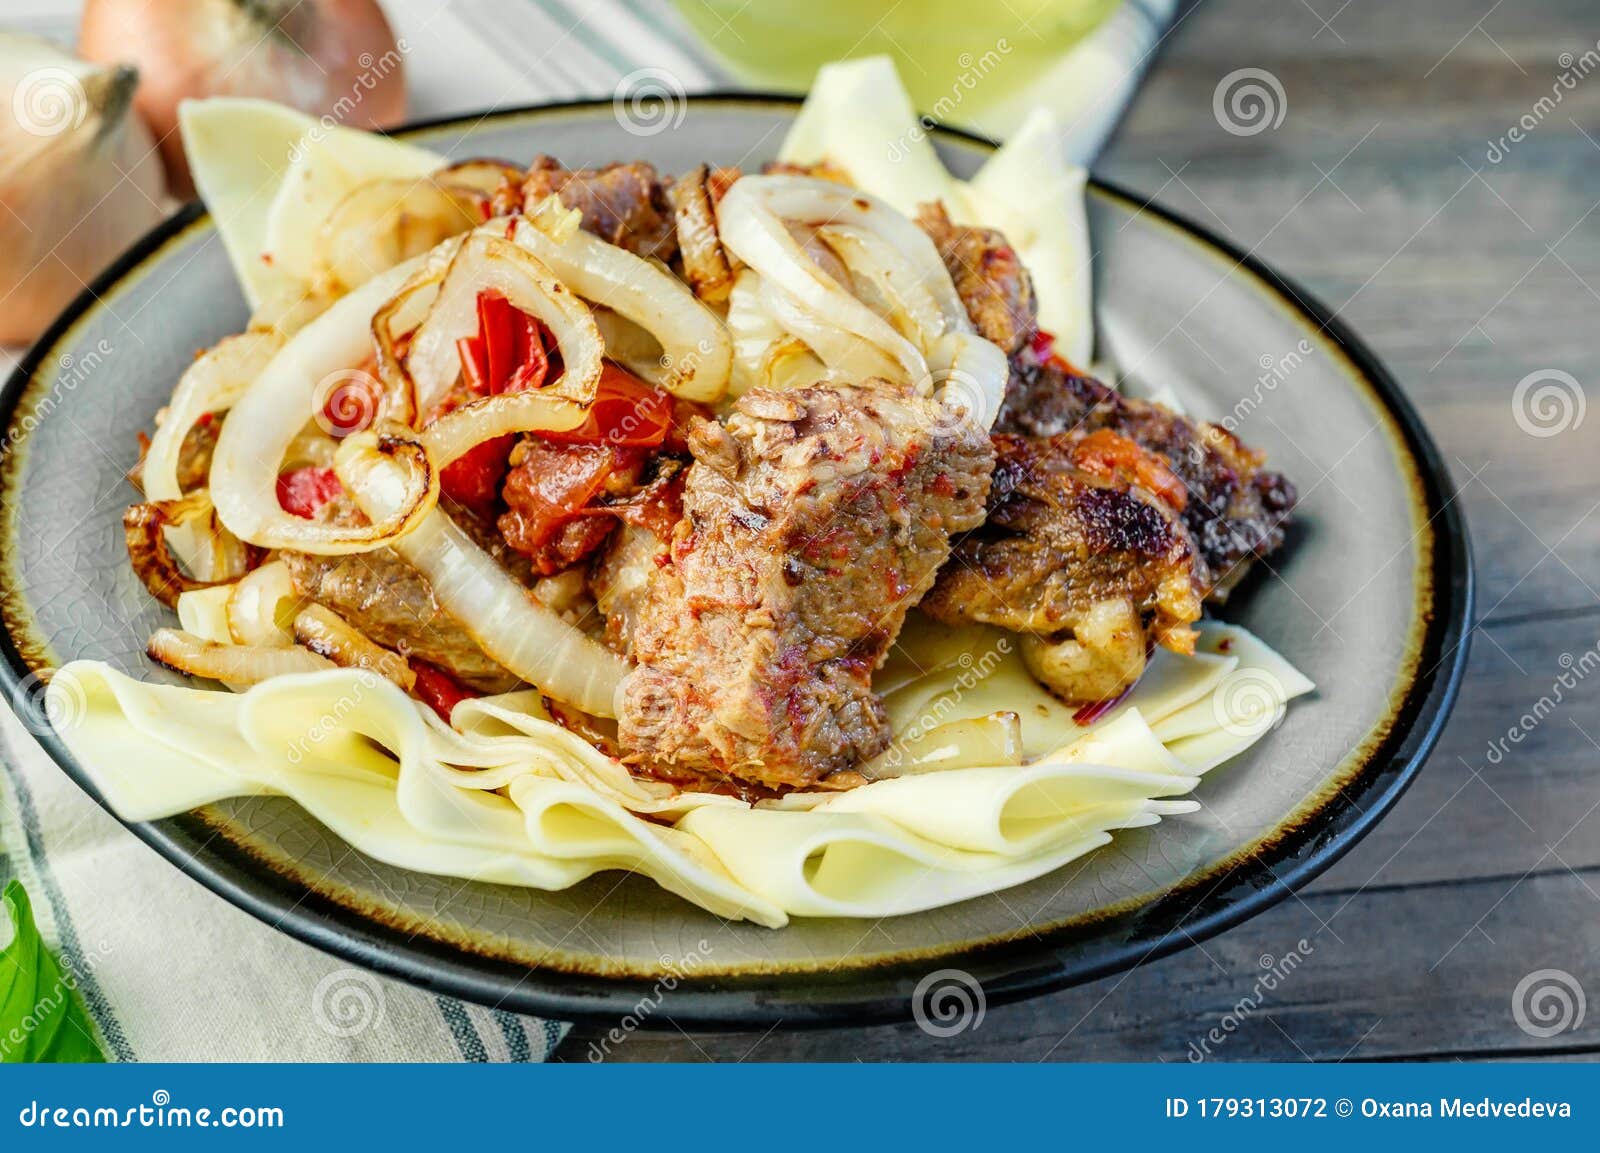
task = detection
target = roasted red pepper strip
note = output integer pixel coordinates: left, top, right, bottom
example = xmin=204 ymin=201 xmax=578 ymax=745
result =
xmin=409 ymin=659 xmax=479 ymax=723
xmin=479 ymin=290 xmax=516 ymax=390
xmin=456 ymin=333 xmax=489 ymax=394
xmin=441 ymin=294 xmax=555 ymax=515
xmin=441 ymin=294 xmax=676 ymax=518
xmin=542 ymin=364 xmax=672 ymax=448
xmin=276 ymin=466 xmax=343 ymax=519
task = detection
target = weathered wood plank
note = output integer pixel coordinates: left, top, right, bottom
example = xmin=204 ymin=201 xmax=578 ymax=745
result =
xmin=1096 ymin=0 xmax=1600 ymax=623
xmin=561 ymin=866 xmax=1600 ymax=1061
xmin=565 ymin=0 xmax=1600 ymax=1061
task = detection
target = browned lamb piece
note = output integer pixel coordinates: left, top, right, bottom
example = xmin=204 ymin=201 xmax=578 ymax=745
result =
xmin=516 ymin=156 xmax=678 ymax=261
xmin=920 ymin=430 xmax=1206 ymax=703
xmin=615 ymin=381 xmax=995 ymax=792
xmin=280 ymin=548 xmax=517 ymax=693
xmin=996 ymin=362 xmax=1298 ymax=600
xmin=915 ymin=201 xmax=1038 ymax=356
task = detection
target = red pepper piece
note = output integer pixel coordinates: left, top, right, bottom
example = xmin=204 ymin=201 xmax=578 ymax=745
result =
xmin=276 ymin=467 xmax=343 ymax=519
xmin=409 ymin=659 xmax=479 ymax=723
xmin=542 ymin=364 xmax=673 ymax=448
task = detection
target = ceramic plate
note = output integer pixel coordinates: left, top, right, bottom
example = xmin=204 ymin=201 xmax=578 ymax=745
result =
xmin=0 ymin=97 xmax=1470 ymax=1027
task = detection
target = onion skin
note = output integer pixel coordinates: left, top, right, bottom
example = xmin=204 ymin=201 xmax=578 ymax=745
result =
xmin=0 ymin=42 xmax=166 ymax=345
xmin=79 ymin=0 xmax=407 ymax=195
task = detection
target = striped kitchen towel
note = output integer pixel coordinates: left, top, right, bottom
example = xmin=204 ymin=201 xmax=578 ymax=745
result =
xmin=397 ymin=0 xmax=1181 ymax=162
xmin=0 ymin=0 xmax=1177 ymax=1062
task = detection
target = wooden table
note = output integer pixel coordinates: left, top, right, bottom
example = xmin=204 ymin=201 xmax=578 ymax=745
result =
xmin=560 ymin=0 xmax=1600 ymax=1061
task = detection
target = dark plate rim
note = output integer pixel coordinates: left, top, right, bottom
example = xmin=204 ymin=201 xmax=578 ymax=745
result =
xmin=0 ymin=93 xmax=1473 ymax=1031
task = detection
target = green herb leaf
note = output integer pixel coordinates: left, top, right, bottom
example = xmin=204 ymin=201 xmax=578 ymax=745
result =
xmin=0 ymin=880 xmax=106 ymax=1063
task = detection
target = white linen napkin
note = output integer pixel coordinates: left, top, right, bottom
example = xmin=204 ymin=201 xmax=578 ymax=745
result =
xmin=0 ymin=0 xmax=1177 ymax=1062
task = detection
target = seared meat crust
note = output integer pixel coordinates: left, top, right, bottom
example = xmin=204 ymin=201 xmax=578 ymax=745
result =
xmin=617 ymin=382 xmax=995 ymax=791
xmin=997 ymin=363 xmax=1297 ymax=598
xmin=516 ymin=156 xmax=678 ymax=261
xmin=922 ymin=431 xmax=1205 ymax=694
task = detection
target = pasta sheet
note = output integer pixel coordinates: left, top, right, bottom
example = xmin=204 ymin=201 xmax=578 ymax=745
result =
xmin=45 ymin=620 xmax=1311 ymax=927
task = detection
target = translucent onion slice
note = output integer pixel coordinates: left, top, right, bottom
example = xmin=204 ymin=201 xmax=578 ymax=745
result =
xmin=142 ymin=329 xmax=282 ymax=580
xmin=434 ymin=159 xmax=523 ymax=197
xmin=210 ymin=255 xmax=441 ymax=555
xmin=716 ymin=174 xmax=964 ymax=384
xmin=225 ymin=560 xmax=301 ymax=648
xmin=124 ymin=493 xmax=236 ymax=608
xmin=292 ymin=604 xmax=416 ymax=690
xmin=815 ymin=224 xmax=946 ymax=343
xmin=509 ymin=211 xmax=732 ymax=403
xmin=339 ymin=439 xmax=627 ymax=717
xmin=176 ymin=584 xmax=236 ymax=645
xmin=925 ymin=330 xmax=1010 ymax=431
xmin=371 ymin=236 xmax=464 ymax=429
xmin=668 ymin=165 xmax=735 ymax=305
xmin=757 ymin=273 xmax=903 ymax=382
xmin=725 ymin=269 xmax=828 ymax=394
xmin=316 ymin=179 xmax=485 ymax=294
xmin=405 ymin=228 xmax=602 ymax=438
xmin=147 ymin=628 xmax=333 ymax=685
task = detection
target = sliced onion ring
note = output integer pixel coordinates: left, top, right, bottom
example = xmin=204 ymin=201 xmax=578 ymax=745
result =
xmin=142 ymin=330 xmax=281 ymax=580
xmin=210 ymin=256 xmax=441 ymax=555
xmin=226 ymin=560 xmax=301 ymax=648
xmin=716 ymin=175 xmax=929 ymax=383
xmin=510 ymin=210 xmax=732 ymax=403
xmin=339 ymin=440 xmax=627 ymax=717
xmin=147 ymin=628 xmax=333 ymax=685
xmin=815 ymin=224 xmax=946 ymax=344
xmin=293 ymin=604 xmax=416 ymax=690
xmin=406 ymin=228 xmax=601 ymax=431
xmin=124 ymin=493 xmax=241 ymax=608
xmin=316 ymin=179 xmax=484 ymax=294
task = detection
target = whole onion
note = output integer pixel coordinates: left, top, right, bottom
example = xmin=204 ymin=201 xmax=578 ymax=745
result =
xmin=79 ymin=0 xmax=407 ymax=195
xmin=0 ymin=34 xmax=167 ymax=345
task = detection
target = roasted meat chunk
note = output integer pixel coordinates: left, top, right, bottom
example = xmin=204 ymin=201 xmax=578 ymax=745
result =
xmin=923 ymin=431 xmax=1205 ymax=703
xmin=280 ymin=548 xmax=516 ymax=693
xmin=916 ymin=201 xmax=1037 ymax=356
xmin=616 ymin=382 xmax=995 ymax=791
xmin=997 ymin=363 xmax=1297 ymax=599
xmin=515 ymin=155 xmax=677 ymax=260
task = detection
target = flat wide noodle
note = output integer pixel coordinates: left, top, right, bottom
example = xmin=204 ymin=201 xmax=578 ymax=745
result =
xmin=46 ymin=620 xmax=1311 ymax=927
